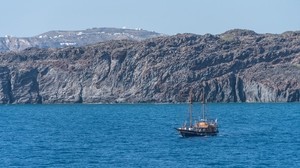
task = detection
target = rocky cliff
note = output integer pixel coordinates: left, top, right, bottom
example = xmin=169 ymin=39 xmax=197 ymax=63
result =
xmin=0 ymin=27 xmax=163 ymax=52
xmin=0 ymin=29 xmax=300 ymax=104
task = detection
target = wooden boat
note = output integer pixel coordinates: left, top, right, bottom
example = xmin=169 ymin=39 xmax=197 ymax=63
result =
xmin=176 ymin=91 xmax=218 ymax=137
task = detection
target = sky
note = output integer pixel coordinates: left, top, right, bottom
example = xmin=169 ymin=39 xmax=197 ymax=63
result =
xmin=1 ymin=0 xmax=300 ymax=37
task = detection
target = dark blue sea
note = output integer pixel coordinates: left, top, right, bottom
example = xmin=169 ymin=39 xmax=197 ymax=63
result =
xmin=0 ymin=103 xmax=299 ymax=167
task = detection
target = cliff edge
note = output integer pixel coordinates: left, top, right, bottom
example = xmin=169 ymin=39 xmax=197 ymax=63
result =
xmin=0 ymin=29 xmax=300 ymax=103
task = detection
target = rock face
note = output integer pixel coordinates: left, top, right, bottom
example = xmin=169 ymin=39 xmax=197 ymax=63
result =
xmin=0 ymin=29 xmax=300 ymax=104
xmin=0 ymin=27 xmax=164 ymax=52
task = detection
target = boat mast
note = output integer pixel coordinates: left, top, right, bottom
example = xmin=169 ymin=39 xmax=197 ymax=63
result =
xmin=202 ymin=87 xmax=206 ymax=120
xmin=189 ymin=94 xmax=193 ymax=127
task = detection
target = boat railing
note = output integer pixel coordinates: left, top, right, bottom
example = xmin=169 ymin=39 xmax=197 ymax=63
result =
xmin=199 ymin=118 xmax=217 ymax=123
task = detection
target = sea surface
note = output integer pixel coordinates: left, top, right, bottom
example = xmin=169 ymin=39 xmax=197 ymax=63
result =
xmin=0 ymin=103 xmax=299 ymax=167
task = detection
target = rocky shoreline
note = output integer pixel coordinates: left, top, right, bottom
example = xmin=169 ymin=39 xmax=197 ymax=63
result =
xmin=0 ymin=29 xmax=300 ymax=103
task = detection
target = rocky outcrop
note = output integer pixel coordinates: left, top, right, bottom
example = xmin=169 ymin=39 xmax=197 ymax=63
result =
xmin=0 ymin=29 xmax=300 ymax=103
xmin=0 ymin=27 xmax=164 ymax=52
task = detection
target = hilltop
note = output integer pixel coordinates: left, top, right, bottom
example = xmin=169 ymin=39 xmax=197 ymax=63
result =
xmin=0 ymin=27 xmax=164 ymax=52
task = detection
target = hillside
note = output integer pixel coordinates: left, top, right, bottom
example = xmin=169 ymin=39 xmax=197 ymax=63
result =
xmin=0 ymin=27 xmax=164 ymax=52
xmin=0 ymin=29 xmax=300 ymax=103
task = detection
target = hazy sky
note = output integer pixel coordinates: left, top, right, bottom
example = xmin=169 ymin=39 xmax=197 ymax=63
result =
xmin=1 ymin=0 xmax=299 ymax=37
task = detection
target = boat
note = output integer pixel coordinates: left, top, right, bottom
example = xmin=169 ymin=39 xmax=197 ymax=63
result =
xmin=176 ymin=91 xmax=218 ymax=137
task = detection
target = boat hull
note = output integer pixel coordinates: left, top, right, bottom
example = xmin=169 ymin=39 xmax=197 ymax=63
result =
xmin=176 ymin=128 xmax=218 ymax=137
